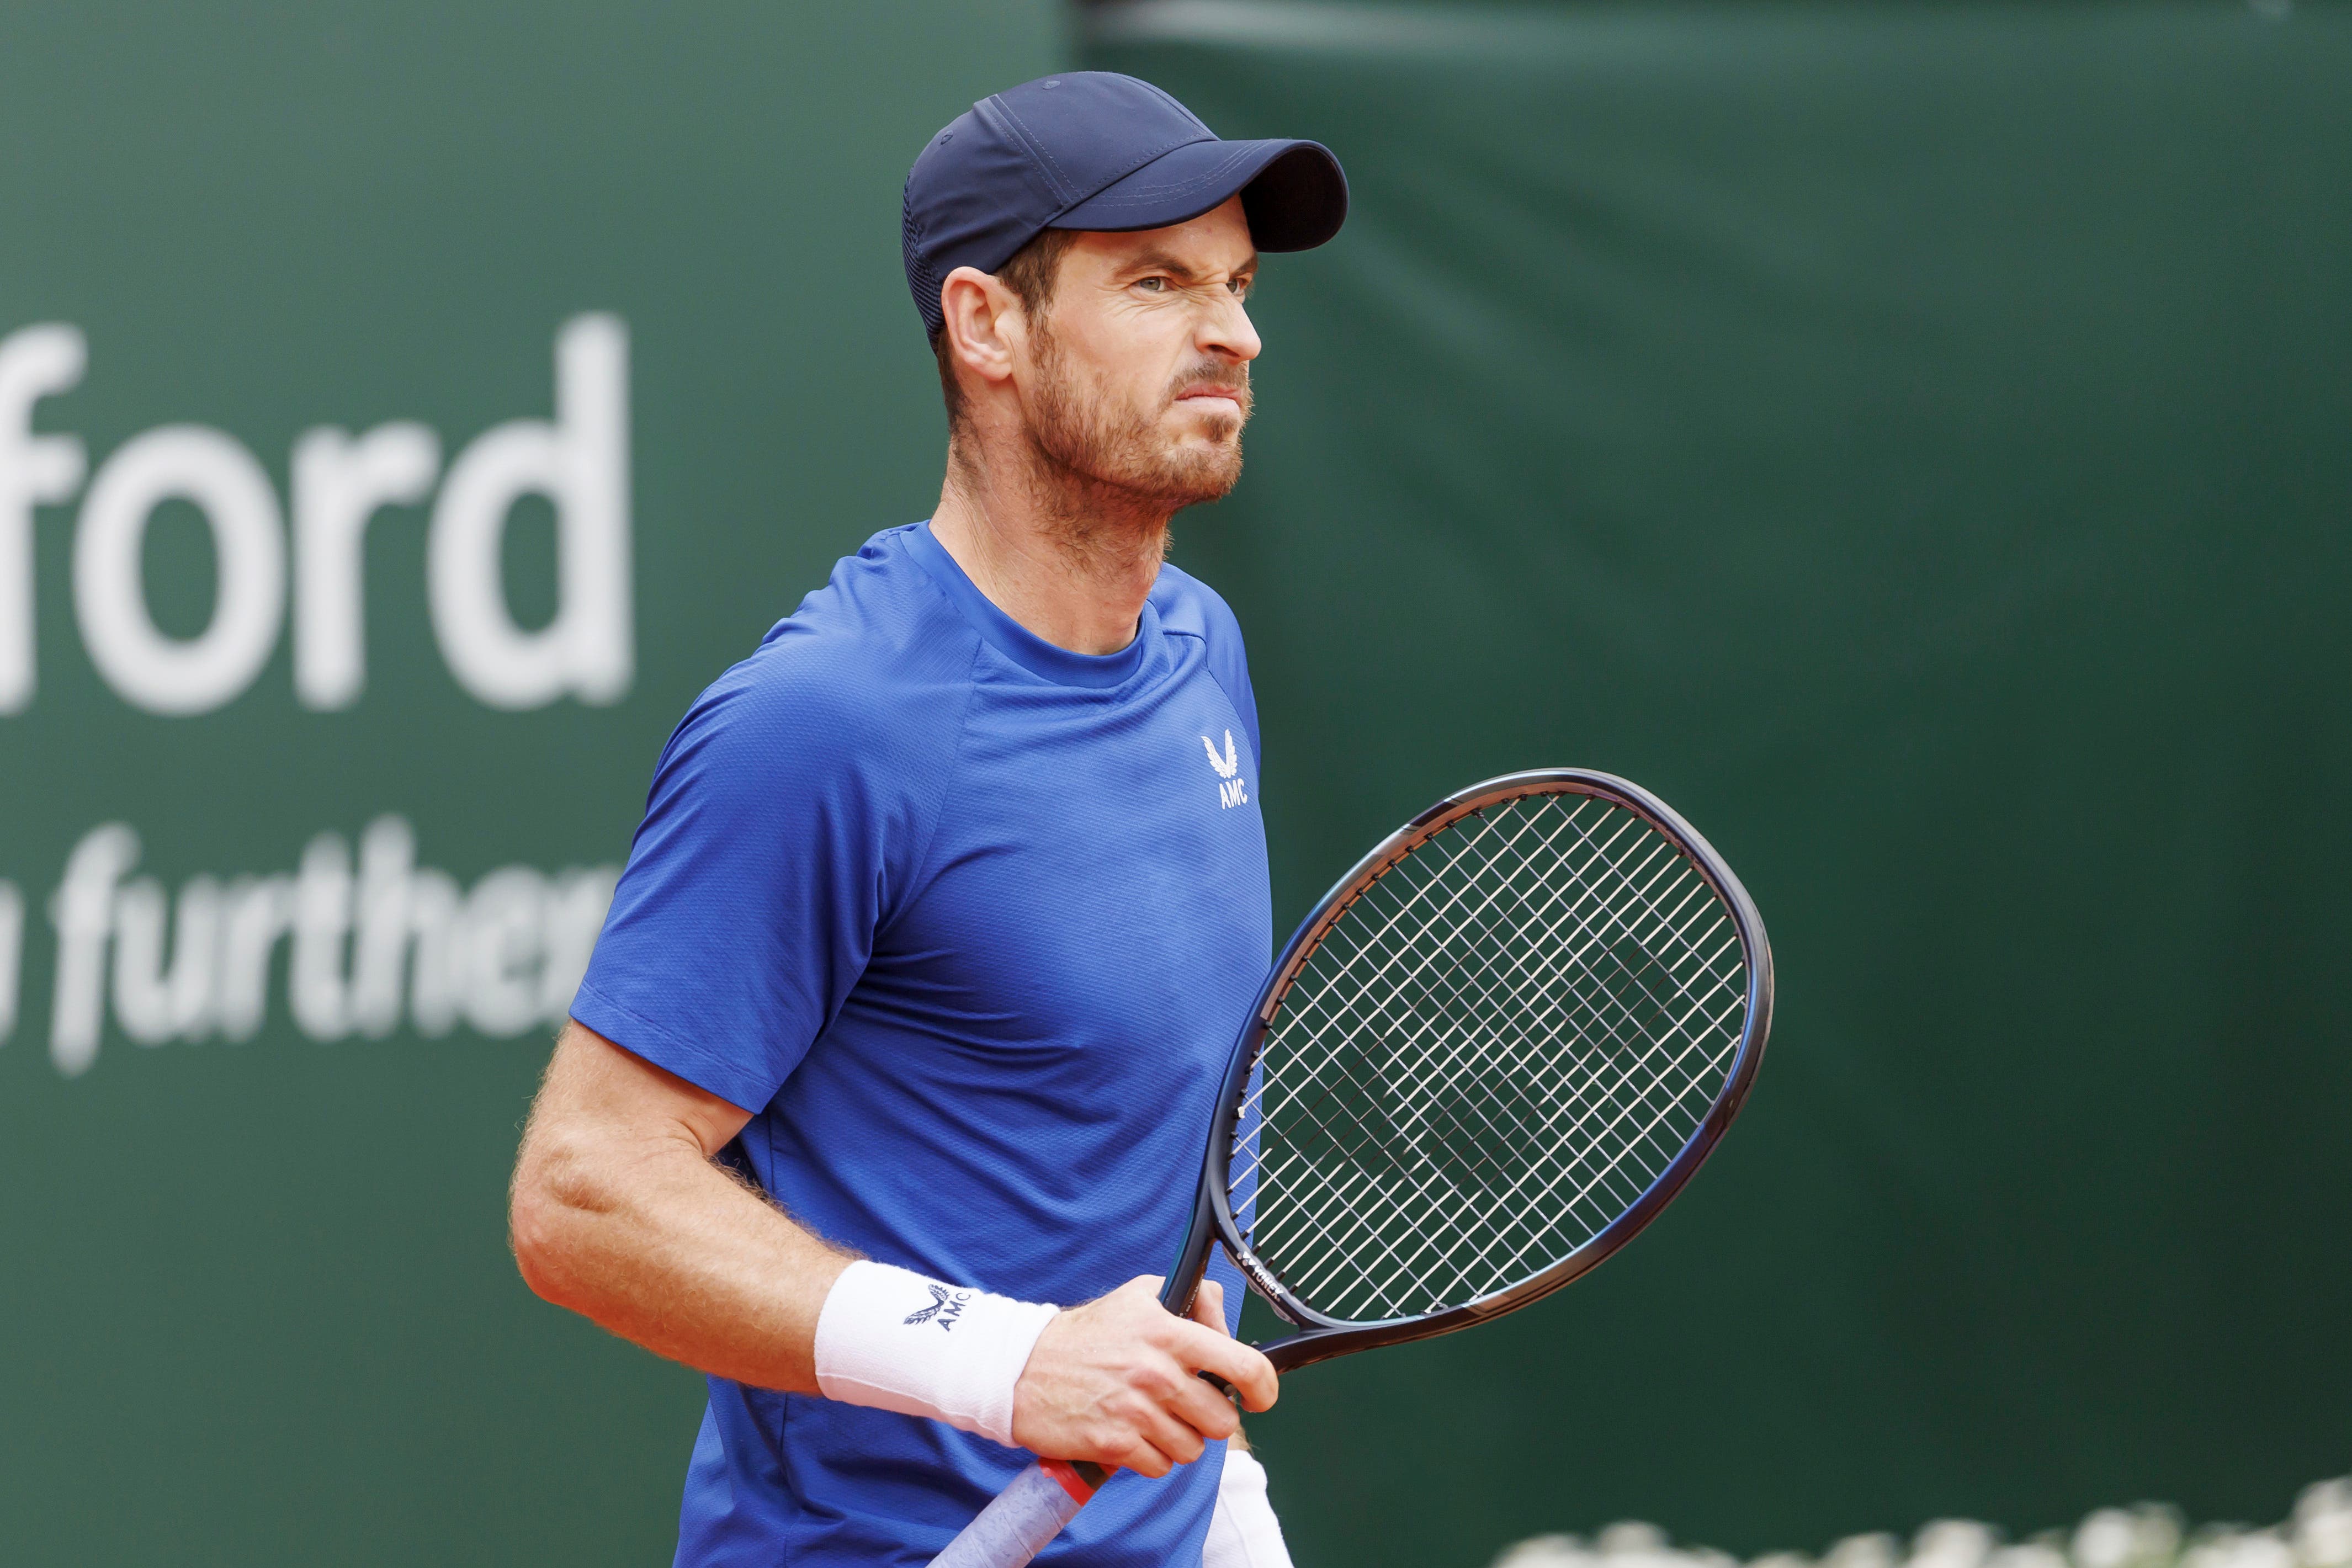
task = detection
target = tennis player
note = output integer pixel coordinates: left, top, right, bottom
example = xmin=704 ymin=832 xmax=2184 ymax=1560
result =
xmin=507 ymin=72 xmax=1347 ymax=1566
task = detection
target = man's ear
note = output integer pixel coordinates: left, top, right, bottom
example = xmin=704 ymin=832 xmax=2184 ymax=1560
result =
xmin=938 ymin=266 xmax=1024 ymax=391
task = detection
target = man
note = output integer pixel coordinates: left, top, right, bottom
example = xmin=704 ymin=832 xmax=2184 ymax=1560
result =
xmin=508 ymin=72 xmax=1346 ymax=1566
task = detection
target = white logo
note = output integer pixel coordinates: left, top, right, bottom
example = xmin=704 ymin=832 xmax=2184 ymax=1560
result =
xmin=30 ymin=817 xmax=618 ymax=1078
xmin=0 ymin=315 xmax=633 ymax=718
xmin=1202 ymin=729 xmax=1249 ymax=810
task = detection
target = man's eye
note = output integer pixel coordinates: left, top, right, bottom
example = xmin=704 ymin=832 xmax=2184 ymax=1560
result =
xmin=1137 ymin=277 xmax=1169 ymax=293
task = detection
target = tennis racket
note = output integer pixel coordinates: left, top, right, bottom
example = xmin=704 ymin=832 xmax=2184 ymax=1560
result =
xmin=930 ymin=768 xmax=1774 ymax=1567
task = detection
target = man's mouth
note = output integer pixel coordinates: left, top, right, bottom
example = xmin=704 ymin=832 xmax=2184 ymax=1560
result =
xmin=1175 ymin=384 xmax=1248 ymax=410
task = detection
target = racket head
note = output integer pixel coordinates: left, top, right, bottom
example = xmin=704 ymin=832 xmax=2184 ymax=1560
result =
xmin=1167 ymin=769 xmax=1772 ymax=1370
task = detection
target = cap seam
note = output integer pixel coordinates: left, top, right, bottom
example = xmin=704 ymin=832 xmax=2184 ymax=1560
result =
xmin=1067 ymin=142 xmax=1276 ymax=210
xmin=984 ymin=94 xmax=1081 ymax=205
xmin=1045 ymin=132 xmax=1220 ymax=221
xmin=989 ymin=97 xmax=1216 ymax=221
xmin=995 ymin=75 xmax=1219 ymax=214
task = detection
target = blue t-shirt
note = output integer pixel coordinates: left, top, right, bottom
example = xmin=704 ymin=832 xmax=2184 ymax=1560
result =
xmin=574 ymin=521 xmax=1271 ymax=1567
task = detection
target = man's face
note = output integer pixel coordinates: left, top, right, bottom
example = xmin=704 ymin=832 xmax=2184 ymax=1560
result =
xmin=1017 ymin=196 xmax=1262 ymax=510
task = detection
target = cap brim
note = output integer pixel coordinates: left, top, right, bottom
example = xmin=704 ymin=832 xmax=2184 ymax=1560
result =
xmin=1053 ymin=137 xmax=1347 ymax=252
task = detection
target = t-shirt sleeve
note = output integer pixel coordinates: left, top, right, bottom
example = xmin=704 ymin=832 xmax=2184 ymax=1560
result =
xmin=571 ymin=655 xmax=918 ymax=1113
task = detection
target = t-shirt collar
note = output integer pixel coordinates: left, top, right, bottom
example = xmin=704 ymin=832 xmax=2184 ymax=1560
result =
xmin=906 ymin=519 xmax=1156 ymax=690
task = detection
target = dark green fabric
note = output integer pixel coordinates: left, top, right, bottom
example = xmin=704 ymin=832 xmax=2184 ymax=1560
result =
xmin=0 ymin=6 xmax=1057 ymax=1562
xmin=1086 ymin=3 xmax=2352 ymax=1563
xmin=6 ymin=4 xmax=2349 ymax=1565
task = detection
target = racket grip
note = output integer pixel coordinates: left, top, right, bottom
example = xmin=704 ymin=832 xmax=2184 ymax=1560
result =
xmin=928 ymin=1458 xmax=1104 ymax=1567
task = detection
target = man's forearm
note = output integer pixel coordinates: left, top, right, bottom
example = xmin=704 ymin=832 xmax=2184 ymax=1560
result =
xmin=510 ymin=1024 xmax=1279 ymax=1472
xmin=510 ymin=1024 xmax=852 ymax=1393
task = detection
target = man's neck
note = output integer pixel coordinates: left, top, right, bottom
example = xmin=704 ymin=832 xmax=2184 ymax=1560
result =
xmin=928 ymin=438 xmax=1170 ymax=658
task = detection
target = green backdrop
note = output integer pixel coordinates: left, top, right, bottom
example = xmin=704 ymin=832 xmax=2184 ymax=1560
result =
xmin=1083 ymin=3 xmax=2352 ymax=1564
xmin=4 ymin=2 xmax=2349 ymax=1565
xmin=0 ymin=4 xmax=1062 ymax=1563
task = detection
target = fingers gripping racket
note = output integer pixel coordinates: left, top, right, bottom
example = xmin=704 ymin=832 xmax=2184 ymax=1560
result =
xmin=930 ymin=769 xmax=1774 ymax=1567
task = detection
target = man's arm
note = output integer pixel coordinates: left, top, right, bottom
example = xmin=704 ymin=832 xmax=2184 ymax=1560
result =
xmin=508 ymin=1021 xmax=1277 ymax=1476
xmin=510 ymin=1020 xmax=842 ymax=1390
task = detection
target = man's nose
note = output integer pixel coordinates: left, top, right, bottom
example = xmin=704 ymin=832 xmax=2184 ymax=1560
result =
xmin=1198 ymin=292 xmax=1262 ymax=363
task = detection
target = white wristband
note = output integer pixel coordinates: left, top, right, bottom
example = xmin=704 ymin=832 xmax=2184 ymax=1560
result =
xmin=812 ymin=1260 xmax=1059 ymax=1448
xmin=1204 ymin=1449 xmax=1294 ymax=1568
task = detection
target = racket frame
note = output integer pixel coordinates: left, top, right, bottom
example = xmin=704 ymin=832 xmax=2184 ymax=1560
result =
xmin=1159 ymin=767 xmax=1774 ymax=1372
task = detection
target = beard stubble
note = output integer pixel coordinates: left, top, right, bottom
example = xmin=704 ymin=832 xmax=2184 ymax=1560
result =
xmin=1024 ymin=325 xmax=1252 ymax=513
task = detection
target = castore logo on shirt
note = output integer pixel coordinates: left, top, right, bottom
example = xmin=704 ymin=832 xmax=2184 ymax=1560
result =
xmin=1202 ymin=730 xmax=1249 ymax=810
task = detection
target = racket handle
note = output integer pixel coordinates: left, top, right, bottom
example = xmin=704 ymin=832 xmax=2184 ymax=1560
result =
xmin=928 ymin=1458 xmax=1105 ymax=1567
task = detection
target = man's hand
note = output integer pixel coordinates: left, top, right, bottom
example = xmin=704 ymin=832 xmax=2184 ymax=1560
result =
xmin=1010 ymin=1277 xmax=1278 ymax=1477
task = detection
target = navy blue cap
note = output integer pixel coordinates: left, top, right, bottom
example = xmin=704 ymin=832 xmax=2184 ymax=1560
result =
xmin=902 ymin=71 xmax=1348 ymax=340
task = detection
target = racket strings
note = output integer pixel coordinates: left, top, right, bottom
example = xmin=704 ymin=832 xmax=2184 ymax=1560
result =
xmin=1230 ymin=790 xmax=1749 ymax=1324
xmin=1243 ymin=818 xmax=1735 ymax=1316
xmin=1345 ymin=818 xmax=1750 ymax=1298
xmin=1308 ymin=818 xmax=1731 ymax=1307
xmin=1240 ymin=809 xmax=1725 ymax=1218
